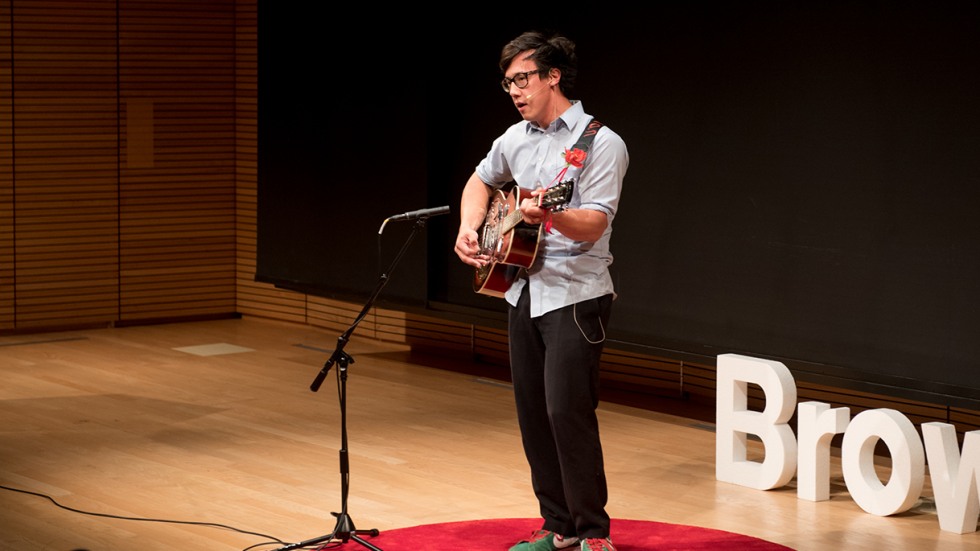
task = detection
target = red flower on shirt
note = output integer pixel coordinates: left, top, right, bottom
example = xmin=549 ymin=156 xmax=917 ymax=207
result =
xmin=544 ymin=148 xmax=586 ymax=235
xmin=564 ymin=147 xmax=587 ymax=168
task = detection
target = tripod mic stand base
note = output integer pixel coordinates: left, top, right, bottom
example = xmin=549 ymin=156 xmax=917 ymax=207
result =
xmin=273 ymin=512 xmax=382 ymax=551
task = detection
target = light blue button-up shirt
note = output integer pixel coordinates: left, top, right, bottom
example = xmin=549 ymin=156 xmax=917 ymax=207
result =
xmin=475 ymin=101 xmax=630 ymax=317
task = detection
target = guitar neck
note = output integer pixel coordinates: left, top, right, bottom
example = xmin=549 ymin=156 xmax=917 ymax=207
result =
xmin=501 ymin=186 xmax=568 ymax=234
xmin=500 ymin=210 xmax=524 ymax=235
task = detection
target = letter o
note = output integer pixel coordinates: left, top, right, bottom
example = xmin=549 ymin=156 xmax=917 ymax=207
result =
xmin=841 ymin=408 xmax=925 ymax=516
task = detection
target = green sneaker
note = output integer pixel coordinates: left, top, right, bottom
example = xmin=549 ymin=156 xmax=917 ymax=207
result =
xmin=580 ymin=537 xmax=617 ymax=551
xmin=509 ymin=529 xmax=580 ymax=551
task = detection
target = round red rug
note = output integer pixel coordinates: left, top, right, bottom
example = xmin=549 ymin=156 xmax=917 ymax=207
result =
xmin=349 ymin=517 xmax=794 ymax=550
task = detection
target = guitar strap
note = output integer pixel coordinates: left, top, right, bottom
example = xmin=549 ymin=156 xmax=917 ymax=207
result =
xmin=549 ymin=117 xmax=603 ymax=190
xmin=543 ymin=117 xmax=603 ymax=230
xmin=571 ymin=117 xmax=604 ymax=155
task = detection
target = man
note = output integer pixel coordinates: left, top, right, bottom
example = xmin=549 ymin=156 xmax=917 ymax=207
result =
xmin=453 ymin=30 xmax=629 ymax=551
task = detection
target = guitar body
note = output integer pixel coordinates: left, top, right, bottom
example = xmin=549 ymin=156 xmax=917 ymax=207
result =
xmin=473 ymin=259 xmax=521 ymax=298
xmin=473 ymin=182 xmax=574 ymax=297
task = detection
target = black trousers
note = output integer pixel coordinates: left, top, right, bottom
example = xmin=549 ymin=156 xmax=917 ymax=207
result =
xmin=508 ymin=286 xmax=614 ymax=540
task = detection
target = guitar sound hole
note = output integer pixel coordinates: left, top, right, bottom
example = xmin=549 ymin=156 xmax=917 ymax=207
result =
xmin=480 ymin=201 xmax=507 ymax=259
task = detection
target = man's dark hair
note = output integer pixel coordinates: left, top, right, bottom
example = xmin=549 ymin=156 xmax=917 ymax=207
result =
xmin=500 ymin=30 xmax=578 ymax=96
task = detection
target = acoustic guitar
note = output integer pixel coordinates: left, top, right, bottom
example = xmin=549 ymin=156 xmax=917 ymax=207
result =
xmin=473 ymin=181 xmax=574 ymax=297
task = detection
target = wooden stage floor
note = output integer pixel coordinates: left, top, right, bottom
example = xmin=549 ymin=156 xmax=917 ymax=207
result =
xmin=1 ymin=317 xmax=975 ymax=550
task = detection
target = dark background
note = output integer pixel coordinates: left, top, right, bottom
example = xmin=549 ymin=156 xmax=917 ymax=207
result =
xmin=257 ymin=3 xmax=980 ymax=408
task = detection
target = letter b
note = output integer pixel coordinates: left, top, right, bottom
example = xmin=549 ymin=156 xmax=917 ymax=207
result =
xmin=715 ymin=353 xmax=798 ymax=489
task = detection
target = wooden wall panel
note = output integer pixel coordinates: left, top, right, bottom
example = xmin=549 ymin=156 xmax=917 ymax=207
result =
xmin=230 ymin=0 xmax=298 ymax=322
xmin=307 ymin=295 xmax=375 ymax=338
xmin=12 ymin=1 xmax=119 ymax=329
xmin=118 ymin=1 xmax=237 ymax=320
xmin=0 ymin=1 xmax=12 ymax=329
xmin=950 ymin=407 xmax=980 ymax=433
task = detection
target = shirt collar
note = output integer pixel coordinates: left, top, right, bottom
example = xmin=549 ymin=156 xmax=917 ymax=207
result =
xmin=526 ymin=100 xmax=585 ymax=135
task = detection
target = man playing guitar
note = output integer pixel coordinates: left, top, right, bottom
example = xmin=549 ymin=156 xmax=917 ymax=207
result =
xmin=453 ymin=30 xmax=630 ymax=551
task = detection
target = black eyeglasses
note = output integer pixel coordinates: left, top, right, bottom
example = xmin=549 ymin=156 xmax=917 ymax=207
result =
xmin=501 ymin=69 xmax=545 ymax=92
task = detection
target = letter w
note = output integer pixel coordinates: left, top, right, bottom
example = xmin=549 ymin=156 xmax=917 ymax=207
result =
xmin=922 ymin=423 xmax=980 ymax=534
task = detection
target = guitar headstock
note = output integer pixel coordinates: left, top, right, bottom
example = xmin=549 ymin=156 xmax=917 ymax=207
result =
xmin=539 ymin=180 xmax=574 ymax=211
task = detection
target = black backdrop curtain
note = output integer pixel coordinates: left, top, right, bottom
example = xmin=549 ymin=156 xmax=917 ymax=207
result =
xmin=258 ymin=3 xmax=980 ymax=408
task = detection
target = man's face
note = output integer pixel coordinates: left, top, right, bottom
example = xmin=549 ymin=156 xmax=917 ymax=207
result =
xmin=503 ymin=52 xmax=550 ymax=124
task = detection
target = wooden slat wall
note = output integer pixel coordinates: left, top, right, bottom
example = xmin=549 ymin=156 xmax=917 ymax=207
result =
xmin=11 ymin=1 xmax=120 ymax=329
xmin=118 ymin=0 xmax=236 ymax=320
xmin=1 ymin=0 xmax=240 ymax=330
xmin=0 ymin=1 xmax=12 ymax=329
xmin=231 ymin=0 xmax=272 ymax=321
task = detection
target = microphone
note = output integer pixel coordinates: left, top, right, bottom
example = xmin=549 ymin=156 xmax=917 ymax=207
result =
xmin=386 ymin=205 xmax=451 ymax=222
xmin=524 ymin=85 xmax=550 ymax=100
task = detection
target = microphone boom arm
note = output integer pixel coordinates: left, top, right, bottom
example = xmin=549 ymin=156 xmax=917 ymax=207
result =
xmin=377 ymin=205 xmax=449 ymax=235
xmin=311 ymin=215 xmax=430 ymax=392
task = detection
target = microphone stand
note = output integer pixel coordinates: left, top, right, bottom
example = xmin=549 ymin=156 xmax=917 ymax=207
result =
xmin=275 ymin=214 xmax=436 ymax=551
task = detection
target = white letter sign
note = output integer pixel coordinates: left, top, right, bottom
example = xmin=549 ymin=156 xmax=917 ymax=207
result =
xmin=922 ymin=423 xmax=980 ymax=534
xmin=841 ymin=408 xmax=924 ymax=516
xmin=716 ymin=353 xmax=798 ymax=490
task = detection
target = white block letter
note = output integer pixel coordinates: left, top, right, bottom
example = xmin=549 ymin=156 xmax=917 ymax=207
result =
xmin=797 ymin=401 xmax=850 ymax=501
xmin=716 ymin=353 xmax=798 ymax=490
xmin=842 ymin=409 xmax=924 ymax=516
xmin=922 ymin=423 xmax=980 ymax=534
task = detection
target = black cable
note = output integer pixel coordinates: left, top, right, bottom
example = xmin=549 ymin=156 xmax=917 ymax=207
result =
xmin=0 ymin=483 xmax=321 ymax=550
